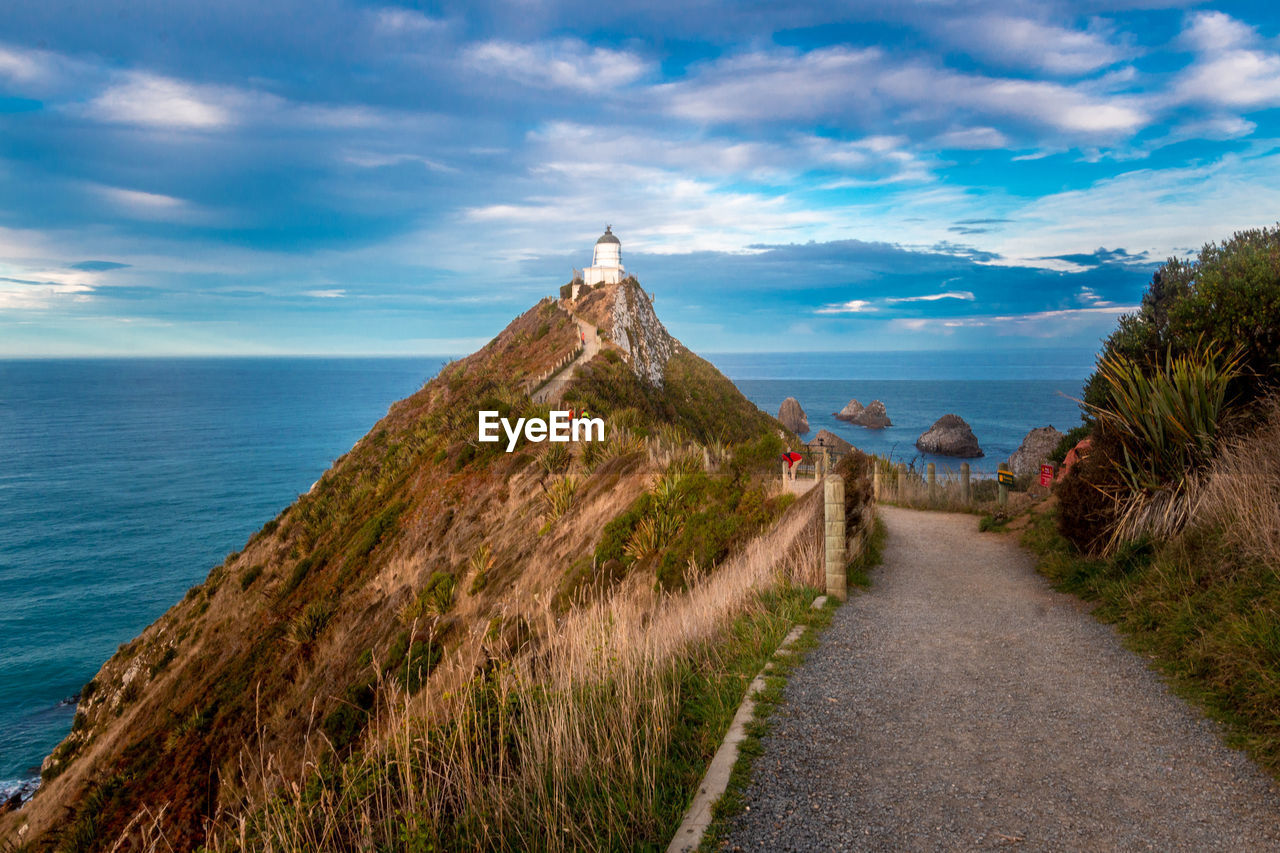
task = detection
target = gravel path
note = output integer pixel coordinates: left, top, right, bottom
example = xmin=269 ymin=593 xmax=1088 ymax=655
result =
xmin=719 ymin=505 xmax=1280 ymax=851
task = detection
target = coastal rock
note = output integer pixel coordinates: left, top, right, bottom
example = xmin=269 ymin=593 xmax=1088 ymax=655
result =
xmin=916 ymin=414 xmax=984 ymax=458
xmin=1007 ymin=426 xmax=1064 ymax=477
xmin=808 ymin=429 xmax=854 ymax=455
xmin=609 ymin=282 xmax=673 ymax=387
xmin=777 ymin=397 xmax=809 ymax=434
xmin=834 ymin=399 xmax=864 ymax=421
xmin=852 ymin=400 xmax=891 ymax=429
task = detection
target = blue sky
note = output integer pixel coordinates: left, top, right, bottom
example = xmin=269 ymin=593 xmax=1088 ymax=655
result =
xmin=1 ymin=1 xmax=1278 ymax=356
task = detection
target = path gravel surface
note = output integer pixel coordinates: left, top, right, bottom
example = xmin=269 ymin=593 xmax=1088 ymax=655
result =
xmin=719 ymin=505 xmax=1280 ymax=851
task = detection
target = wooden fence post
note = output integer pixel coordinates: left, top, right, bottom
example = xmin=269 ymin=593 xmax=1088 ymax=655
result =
xmin=927 ymin=462 xmax=936 ymax=502
xmin=824 ymin=475 xmax=847 ymax=602
xmin=896 ymin=462 xmax=907 ymax=503
xmin=873 ymin=464 xmax=882 ymax=501
xmin=961 ymin=463 xmax=971 ymax=504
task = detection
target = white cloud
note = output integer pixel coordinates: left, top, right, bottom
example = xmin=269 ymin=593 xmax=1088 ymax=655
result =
xmin=95 ymin=186 xmax=187 ymax=210
xmin=942 ymin=15 xmax=1130 ymax=75
xmin=304 ymin=289 xmax=346 ymax=298
xmin=1180 ymin=11 xmax=1255 ymax=53
xmin=86 ymin=73 xmax=236 ymax=129
xmin=893 ymin=305 xmax=1139 ymax=337
xmin=526 ymin=123 xmax=933 ymax=185
xmin=344 ymin=151 xmax=456 ymax=172
xmin=0 ymin=45 xmax=45 ymax=82
xmin=816 ymin=299 xmax=875 ymax=314
xmin=655 ymin=46 xmax=1148 ymax=138
xmin=0 ymin=259 xmax=101 ymax=311
xmin=0 ymin=279 xmax=94 ymax=310
xmin=373 ymin=8 xmax=444 ymax=35
xmin=934 ymin=126 xmax=1009 ymax=149
xmin=1174 ymin=12 xmax=1280 ymax=109
xmin=885 ymin=291 xmax=975 ymax=303
xmin=464 ymin=39 xmax=649 ymax=93
xmin=89 ymin=184 xmax=214 ymax=224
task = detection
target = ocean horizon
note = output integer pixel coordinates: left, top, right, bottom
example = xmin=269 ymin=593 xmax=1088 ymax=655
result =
xmin=0 ymin=348 xmax=1093 ymax=799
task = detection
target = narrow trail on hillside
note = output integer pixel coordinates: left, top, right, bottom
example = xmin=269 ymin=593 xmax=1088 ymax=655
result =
xmin=531 ymin=313 xmax=599 ymax=404
xmin=719 ymin=505 xmax=1280 ymax=851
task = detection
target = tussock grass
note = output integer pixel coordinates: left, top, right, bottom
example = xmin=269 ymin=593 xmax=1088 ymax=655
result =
xmin=1194 ymin=398 xmax=1280 ymax=575
xmin=540 ymin=474 xmax=579 ymax=526
xmin=210 ymin=495 xmax=832 ymax=851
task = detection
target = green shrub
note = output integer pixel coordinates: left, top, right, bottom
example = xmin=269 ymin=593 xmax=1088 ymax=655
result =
xmin=240 ymin=564 xmax=264 ymax=590
xmin=149 ymin=646 xmax=178 ymax=677
xmin=1085 ymin=225 xmax=1280 ymax=412
xmin=385 ymin=631 xmax=442 ymax=693
xmin=1049 ymin=424 xmax=1092 ymax=465
xmin=290 ymin=600 xmax=336 ymax=648
xmin=595 ymin=493 xmax=652 ymax=565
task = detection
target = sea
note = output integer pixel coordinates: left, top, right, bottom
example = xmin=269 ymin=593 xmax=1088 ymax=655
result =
xmin=0 ymin=349 xmax=1091 ymax=801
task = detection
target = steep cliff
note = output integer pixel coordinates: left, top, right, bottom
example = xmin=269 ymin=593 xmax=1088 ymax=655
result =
xmin=573 ymin=279 xmax=672 ymax=387
xmin=3 ymin=287 xmax=793 ymax=850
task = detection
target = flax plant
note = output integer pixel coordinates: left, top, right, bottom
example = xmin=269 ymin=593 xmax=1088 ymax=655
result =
xmin=1085 ymin=342 xmax=1244 ymax=549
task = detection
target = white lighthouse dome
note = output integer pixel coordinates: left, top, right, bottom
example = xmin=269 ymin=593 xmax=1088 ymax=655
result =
xmin=582 ymin=225 xmax=625 ymax=288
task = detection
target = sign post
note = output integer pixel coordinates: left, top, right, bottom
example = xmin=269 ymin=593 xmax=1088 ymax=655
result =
xmin=997 ymin=468 xmax=1014 ymax=509
xmin=1039 ymin=464 xmax=1055 ymax=488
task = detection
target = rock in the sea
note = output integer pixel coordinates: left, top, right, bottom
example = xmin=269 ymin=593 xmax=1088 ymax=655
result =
xmin=834 ymin=399 xmax=864 ymax=421
xmin=777 ymin=397 xmax=809 ymax=434
xmin=852 ymin=400 xmax=891 ymax=429
xmin=916 ymin=414 xmax=983 ymax=457
xmin=808 ymin=429 xmax=854 ymax=455
xmin=1007 ymin=426 xmax=1064 ymax=477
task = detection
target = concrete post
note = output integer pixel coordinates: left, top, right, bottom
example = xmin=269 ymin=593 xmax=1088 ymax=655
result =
xmin=896 ymin=462 xmax=907 ymax=503
xmin=927 ymin=462 xmax=936 ymax=502
xmin=824 ymin=475 xmax=847 ymax=602
xmin=961 ymin=463 xmax=971 ymax=504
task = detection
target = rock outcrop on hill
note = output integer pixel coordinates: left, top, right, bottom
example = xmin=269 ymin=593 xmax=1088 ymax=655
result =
xmin=808 ymin=429 xmax=854 ymax=455
xmin=834 ymin=399 xmax=864 ymax=421
xmin=916 ymin=414 xmax=984 ymax=457
xmin=852 ymin=400 xmax=891 ymax=429
xmin=777 ymin=397 xmax=809 ymax=434
xmin=1007 ymin=426 xmax=1064 ymax=477
xmin=573 ymin=280 xmax=673 ymax=387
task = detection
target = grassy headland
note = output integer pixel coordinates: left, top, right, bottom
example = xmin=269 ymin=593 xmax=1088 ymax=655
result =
xmin=2 ymin=280 xmax=873 ymax=852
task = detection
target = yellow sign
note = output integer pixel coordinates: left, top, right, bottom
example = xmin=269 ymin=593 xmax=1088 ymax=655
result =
xmin=997 ymin=470 xmax=1015 ymax=486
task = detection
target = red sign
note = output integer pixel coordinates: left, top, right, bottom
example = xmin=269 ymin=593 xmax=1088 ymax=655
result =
xmin=1040 ymin=464 xmax=1055 ymax=487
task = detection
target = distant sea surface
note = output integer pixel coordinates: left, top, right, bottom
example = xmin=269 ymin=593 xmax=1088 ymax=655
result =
xmin=0 ymin=349 xmax=1091 ymax=800
xmin=0 ymin=358 xmax=445 ymax=800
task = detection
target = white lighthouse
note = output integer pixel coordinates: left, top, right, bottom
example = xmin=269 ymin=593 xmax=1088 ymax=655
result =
xmin=582 ymin=225 xmax=625 ymax=288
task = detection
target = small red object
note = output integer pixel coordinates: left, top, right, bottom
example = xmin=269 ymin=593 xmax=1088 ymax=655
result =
xmin=1039 ymin=464 xmax=1055 ymax=487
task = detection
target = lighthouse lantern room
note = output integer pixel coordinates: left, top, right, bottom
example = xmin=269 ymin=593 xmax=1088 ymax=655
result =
xmin=582 ymin=225 xmax=625 ymax=288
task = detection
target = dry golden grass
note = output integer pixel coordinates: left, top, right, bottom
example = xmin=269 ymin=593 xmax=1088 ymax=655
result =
xmin=204 ymin=491 xmax=828 ymax=851
xmin=1194 ymin=398 xmax=1280 ymax=573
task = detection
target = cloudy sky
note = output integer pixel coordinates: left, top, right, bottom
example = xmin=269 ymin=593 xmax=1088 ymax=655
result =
xmin=1 ymin=1 xmax=1278 ymax=356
